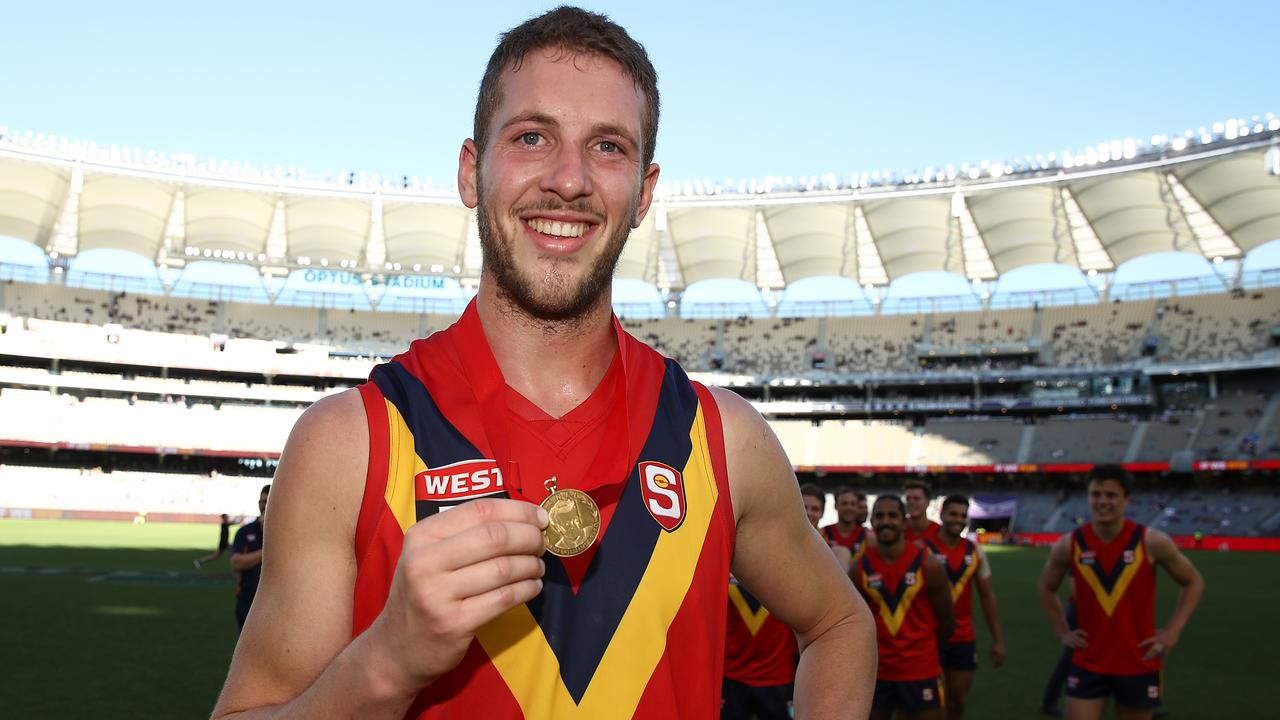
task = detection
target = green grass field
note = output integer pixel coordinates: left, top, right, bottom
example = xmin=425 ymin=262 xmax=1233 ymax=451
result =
xmin=1 ymin=519 xmax=1274 ymax=718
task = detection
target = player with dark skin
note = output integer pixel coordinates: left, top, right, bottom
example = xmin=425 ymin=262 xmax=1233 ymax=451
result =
xmin=934 ymin=500 xmax=1005 ymax=720
xmin=210 ymin=9 xmax=875 ymax=718
xmin=862 ymin=497 xmax=954 ymax=720
xmin=1038 ymin=477 xmax=1204 ymax=720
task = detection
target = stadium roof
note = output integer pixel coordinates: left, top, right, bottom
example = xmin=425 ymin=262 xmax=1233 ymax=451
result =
xmin=1 ymin=120 xmax=1278 ymax=291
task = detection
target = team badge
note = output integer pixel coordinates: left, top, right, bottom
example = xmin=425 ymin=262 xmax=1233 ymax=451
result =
xmin=1080 ymin=550 xmax=1096 ymax=565
xmin=1123 ymin=549 xmax=1136 ymax=564
xmin=922 ymin=687 xmax=934 ymax=702
xmin=867 ymin=573 xmax=883 ymax=589
xmin=905 ymin=571 xmax=917 ymax=586
xmin=639 ymin=461 xmax=686 ymax=531
xmin=1148 ymin=686 xmax=1159 ymax=699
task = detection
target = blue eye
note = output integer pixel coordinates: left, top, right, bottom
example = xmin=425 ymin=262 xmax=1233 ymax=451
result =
xmin=520 ymin=132 xmax=542 ymax=146
xmin=598 ymin=141 xmax=619 ymax=153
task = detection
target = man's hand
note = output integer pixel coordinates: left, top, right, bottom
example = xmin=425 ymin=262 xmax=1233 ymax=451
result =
xmin=1059 ymin=628 xmax=1089 ymax=649
xmin=1139 ymin=626 xmax=1181 ymax=660
xmin=989 ymin=640 xmax=1006 ymax=668
xmin=366 ymin=498 xmax=548 ymax=693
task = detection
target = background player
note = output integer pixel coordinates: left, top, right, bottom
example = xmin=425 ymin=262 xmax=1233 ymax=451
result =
xmin=922 ymin=495 xmax=1005 ymax=720
xmin=195 ymin=513 xmax=234 ymax=569
xmin=722 ymin=575 xmax=799 ymax=720
xmin=1038 ymin=465 xmax=1204 ymax=720
xmin=823 ymin=486 xmax=874 ymax=554
xmin=229 ymin=485 xmax=269 ymax=630
xmin=855 ymin=495 xmax=955 ymax=720
xmin=801 ymin=483 xmax=853 ymax=573
xmin=904 ymin=480 xmax=941 ymax=544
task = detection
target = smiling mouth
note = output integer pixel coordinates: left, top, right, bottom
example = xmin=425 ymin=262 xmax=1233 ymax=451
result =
xmin=526 ymin=218 xmax=590 ymax=238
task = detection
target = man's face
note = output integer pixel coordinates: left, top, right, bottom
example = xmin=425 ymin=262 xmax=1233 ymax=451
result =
xmin=1087 ymin=479 xmax=1128 ymax=524
xmin=855 ymin=496 xmax=869 ymax=525
xmin=803 ymin=495 xmax=824 ymax=529
xmin=871 ymin=500 xmax=904 ymax=546
xmin=460 ymin=49 xmax=660 ymax=321
xmin=904 ymin=488 xmax=928 ymax=518
xmin=940 ymin=502 xmax=968 ymax=538
xmin=258 ymin=490 xmax=269 ymax=516
xmin=835 ymin=492 xmax=859 ymax=525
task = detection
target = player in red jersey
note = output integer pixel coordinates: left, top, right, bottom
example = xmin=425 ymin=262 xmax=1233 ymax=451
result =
xmin=801 ymin=484 xmax=854 ymax=573
xmin=903 ymin=480 xmax=941 ymax=544
xmin=922 ymin=495 xmax=1005 ymax=720
xmin=212 ymin=8 xmax=875 ymax=719
xmin=1038 ymin=465 xmax=1204 ymax=720
xmin=822 ymin=486 xmax=875 ymax=554
xmin=722 ymin=575 xmax=799 ymax=719
xmin=855 ymin=494 xmax=955 ymax=720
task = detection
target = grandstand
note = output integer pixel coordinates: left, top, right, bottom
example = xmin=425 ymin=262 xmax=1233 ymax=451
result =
xmin=1 ymin=117 xmax=1279 ymax=536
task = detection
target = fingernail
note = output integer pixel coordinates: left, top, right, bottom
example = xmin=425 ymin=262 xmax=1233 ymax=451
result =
xmin=536 ymin=507 xmax=549 ymax=525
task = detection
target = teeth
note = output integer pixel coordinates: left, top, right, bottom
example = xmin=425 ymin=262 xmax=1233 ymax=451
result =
xmin=529 ymin=218 xmax=587 ymax=238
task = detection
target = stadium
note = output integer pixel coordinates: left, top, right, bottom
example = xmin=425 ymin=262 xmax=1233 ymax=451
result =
xmin=2 ymin=108 xmax=1279 ymax=718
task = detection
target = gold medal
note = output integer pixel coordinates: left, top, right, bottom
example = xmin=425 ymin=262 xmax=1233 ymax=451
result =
xmin=539 ymin=477 xmax=600 ymax=557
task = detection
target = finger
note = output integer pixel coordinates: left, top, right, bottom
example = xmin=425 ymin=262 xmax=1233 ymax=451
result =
xmin=1138 ymin=637 xmax=1155 ymax=648
xmin=457 ymin=578 xmax=544 ymax=627
xmin=427 ymin=521 xmax=547 ymax=571
xmin=410 ymin=498 xmax=548 ymax=541
xmin=448 ymin=554 xmax=546 ymax=600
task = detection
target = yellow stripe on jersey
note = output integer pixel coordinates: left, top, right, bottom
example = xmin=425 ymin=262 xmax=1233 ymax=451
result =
xmin=862 ymin=567 xmax=926 ymax=636
xmin=950 ymin=545 xmax=980 ymax=603
xmin=476 ymin=404 xmax=718 ymax=718
xmin=728 ymin=584 xmax=771 ymax=635
xmin=1073 ymin=537 xmax=1146 ymax=617
xmin=384 ymin=398 xmax=426 ymax=533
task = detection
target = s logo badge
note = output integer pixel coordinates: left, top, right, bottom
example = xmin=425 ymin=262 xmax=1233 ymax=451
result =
xmin=640 ymin=461 xmax=686 ymax=532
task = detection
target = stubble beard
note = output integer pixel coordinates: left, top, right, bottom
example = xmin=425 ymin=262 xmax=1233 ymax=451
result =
xmin=476 ymin=171 xmax=635 ymax=329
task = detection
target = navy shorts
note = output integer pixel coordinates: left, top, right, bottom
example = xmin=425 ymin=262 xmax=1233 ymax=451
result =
xmin=721 ymin=677 xmax=793 ymax=720
xmin=1065 ymin=664 xmax=1161 ymax=709
xmin=873 ymin=677 xmax=944 ymax=712
xmin=939 ymin=640 xmax=978 ymax=671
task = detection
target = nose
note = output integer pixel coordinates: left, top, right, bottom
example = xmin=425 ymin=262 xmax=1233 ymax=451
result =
xmin=539 ymin=144 xmax=593 ymax=201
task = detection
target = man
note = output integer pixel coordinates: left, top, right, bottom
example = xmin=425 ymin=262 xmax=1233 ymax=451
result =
xmin=229 ymin=486 xmax=269 ymax=630
xmin=195 ymin=513 xmax=234 ymax=569
xmin=854 ymin=495 xmax=955 ymax=720
xmin=212 ymin=7 xmax=874 ymax=719
xmin=904 ymin=480 xmax=941 ymax=544
xmin=822 ymin=486 xmax=874 ymax=554
xmin=1038 ymin=465 xmax=1204 ymax=720
xmin=921 ymin=495 xmax=1005 ymax=720
xmin=801 ymin=484 xmax=854 ymax=573
xmin=722 ymin=575 xmax=797 ymax=720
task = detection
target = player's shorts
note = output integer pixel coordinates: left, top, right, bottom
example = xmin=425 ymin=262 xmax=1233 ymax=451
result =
xmin=939 ymin=640 xmax=978 ymax=671
xmin=721 ymin=677 xmax=793 ymax=720
xmin=872 ymin=677 xmax=944 ymax=712
xmin=1065 ymin=664 xmax=1161 ymax=709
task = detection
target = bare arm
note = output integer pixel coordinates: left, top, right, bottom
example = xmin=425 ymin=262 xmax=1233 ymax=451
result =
xmin=974 ymin=573 xmax=1005 ymax=667
xmin=211 ymin=389 xmax=548 ymax=719
xmin=922 ymin=554 xmax=955 ymax=645
xmin=1140 ymin=529 xmax=1205 ymax=659
xmin=1037 ymin=535 xmax=1086 ymax=649
xmin=714 ymin=388 xmax=875 ymax=720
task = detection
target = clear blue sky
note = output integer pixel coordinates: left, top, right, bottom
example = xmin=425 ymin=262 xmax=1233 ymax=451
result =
xmin=2 ymin=0 xmax=1275 ymax=185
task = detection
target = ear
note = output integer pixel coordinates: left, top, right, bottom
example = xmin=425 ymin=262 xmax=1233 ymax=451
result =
xmin=458 ymin=139 xmax=480 ymax=209
xmin=631 ymin=162 xmax=661 ymax=228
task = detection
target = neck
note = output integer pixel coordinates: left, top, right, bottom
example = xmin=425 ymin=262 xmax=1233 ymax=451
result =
xmin=1092 ymin=516 xmax=1125 ymax=541
xmin=476 ymin=279 xmax=617 ymax=418
xmin=837 ymin=520 xmax=858 ymax=532
xmin=879 ymin=537 xmax=906 ymax=562
xmin=907 ymin=515 xmax=930 ymax=531
xmin=938 ymin=531 xmax=960 ymax=546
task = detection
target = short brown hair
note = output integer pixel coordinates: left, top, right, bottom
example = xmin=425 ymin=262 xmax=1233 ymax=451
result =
xmin=903 ymin=480 xmax=932 ymax=498
xmin=834 ymin=486 xmax=864 ymax=502
xmin=799 ymin=483 xmax=827 ymax=505
xmin=474 ymin=6 xmax=660 ymax=168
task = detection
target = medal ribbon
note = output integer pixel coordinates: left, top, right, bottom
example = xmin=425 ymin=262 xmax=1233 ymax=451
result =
xmin=445 ymin=300 xmax=634 ymax=505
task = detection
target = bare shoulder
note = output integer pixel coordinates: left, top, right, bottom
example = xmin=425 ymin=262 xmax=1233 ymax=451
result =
xmin=1142 ymin=527 xmax=1179 ymax=560
xmin=705 ymin=386 xmax=788 ymax=519
xmin=274 ymin=387 xmax=368 ymax=522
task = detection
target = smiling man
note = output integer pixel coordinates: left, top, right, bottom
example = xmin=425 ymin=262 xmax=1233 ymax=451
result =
xmin=211 ymin=6 xmax=873 ymax=719
xmin=1038 ymin=465 xmax=1204 ymax=720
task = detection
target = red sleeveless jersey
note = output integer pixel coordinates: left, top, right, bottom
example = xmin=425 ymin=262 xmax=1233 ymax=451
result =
xmin=821 ymin=523 xmax=868 ymax=553
xmin=1070 ymin=520 xmax=1159 ymax=675
xmin=854 ymin=543 xmax=940 ymax=681
xmin=904 ymin=520 xmax=941 ymax=545
xmin=922 ymin=536 xmax=981 ymax=643
xmin=352 ymin=302 xmax=736 ymax=718
xmin=723 ymin=580 xmax=798 ymax=687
